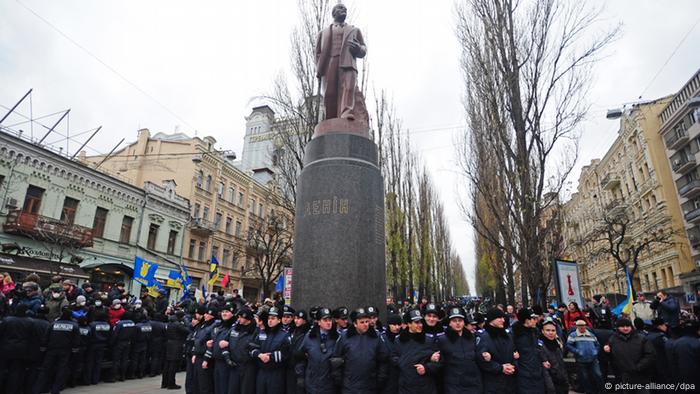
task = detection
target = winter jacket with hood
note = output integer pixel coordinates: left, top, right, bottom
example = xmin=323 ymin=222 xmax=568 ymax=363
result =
xmin=606 ymin=330 xmax=655 ymax=384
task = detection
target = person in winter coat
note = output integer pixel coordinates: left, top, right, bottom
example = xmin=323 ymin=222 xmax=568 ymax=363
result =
xmin=161 ymin=310 xmax=190 ymax=390
xmin=249 ymin=306 xmax=291 ymax=394
xmin=0 ymin=272 xmax=15 ymax=296
xmin=540 ymin=317 xmax=569 ymax=394
xmin=110 ymin=310 xmax=137 ymax=382
xmin=644 ymin=317 xmax=670 ymax=384
xmin=566 ymin=319 xmax=603 ymax=394
xmin=630 ymin=293 xmax=655 ymax=324
xmin=193 ymin=306 xmax=218 ymax=394
xmin=35 ymin=307 xmax=80 ymax=394
xmin=511 ymin=308 xmax=547 ymax=394
xmin=296 ymin=307 xmax=340 ymax=394
xmin=18 ymin=281 xmax=43 ymax=316
xmin=331 ymin=307 xmax=389 ymax=394
xmin=666 ymin=320 xmax=700 ymax=389
xmin=422 ymin=303 xmax=444 ymax=347
xmin=204 ymin=302 xmax=236 ymax=394
xmin=650 ymin=291 xmax=680 ymax=328
xmin=391 ymin=309 xmax=440 ymax=394
xmin=0 ymin=304 xmax=44 ymax=393
xmin=45 ymin=283 xmax=69 ymax=321
xmin=603 ymin=318 xmax=655 ymax=387
xmin=287 ymin=309 xmax=310 ymax=394
xmin=436 ymin=307 xmax=482 ymax=394
xmin=129 ymin=312 xmax=152 ymax=379
xmin=564 ymin=302 xmax=591 ymax=331
xmin=85 ymin=311 xmax=111 ymax=385
xmin=381 ymin=314 xmax=403 ymax=394
xmin=476 ymin=308 xmax=517 ymax=394
xmin=108 ymin=299 xmax=126 ymax=326
xmin=222 ymin=307 xmax=257 ymax=394
xmin=149 ymin=313 xmax=167 ymax=377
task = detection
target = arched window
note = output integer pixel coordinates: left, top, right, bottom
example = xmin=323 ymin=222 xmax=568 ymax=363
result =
xmin=228 ymin=187 xmax=235 ymax=202
xmin=205 ymin=175 xmax=212 ymax=192
xmin=196 ymin=171 xmax=203 ymax=188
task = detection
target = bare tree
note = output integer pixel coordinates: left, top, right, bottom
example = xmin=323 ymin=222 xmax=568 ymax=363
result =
xmin=456 ymin=0 xmax=619 ymax=305
xmin=246 ymin=213 xmax=294 ymax=298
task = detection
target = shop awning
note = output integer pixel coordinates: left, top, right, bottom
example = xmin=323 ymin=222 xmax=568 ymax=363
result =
xmin=0 ymin=253 xmax=90 ymax=279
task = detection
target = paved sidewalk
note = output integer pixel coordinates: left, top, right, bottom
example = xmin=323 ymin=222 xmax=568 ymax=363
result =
xmin=62 ymin=372 xmax=186 ymax=393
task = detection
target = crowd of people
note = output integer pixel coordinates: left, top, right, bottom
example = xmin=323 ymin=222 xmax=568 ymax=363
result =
xmin=1 ymin=271 xmax=699 ymax=394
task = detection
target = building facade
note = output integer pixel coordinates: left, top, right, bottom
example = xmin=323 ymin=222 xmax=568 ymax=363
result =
xmin=0 ymin=129 xmax=190 ymax=303
xmin=82 ymin=129 xmax=292 ymax=301
xmin=659 ymin=69 xmax=700 ymax=295
xmin=563 ymin=98 xmax=693 ymax=300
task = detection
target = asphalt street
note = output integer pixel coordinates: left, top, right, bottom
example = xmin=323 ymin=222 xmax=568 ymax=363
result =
xmin=61 ymin=372 xmax=186 ymax=393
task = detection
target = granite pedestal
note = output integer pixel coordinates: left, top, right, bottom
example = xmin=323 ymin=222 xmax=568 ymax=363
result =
xmin=291 ymin=131 xmax=386 ymax=320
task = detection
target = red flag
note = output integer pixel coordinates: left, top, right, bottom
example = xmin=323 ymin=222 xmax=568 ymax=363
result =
xmin=221 ymin=272 xmax=230 ymax=288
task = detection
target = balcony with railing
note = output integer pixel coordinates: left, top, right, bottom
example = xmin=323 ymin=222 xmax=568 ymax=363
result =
xmin=664 ymin=127 xmax=689 ymax=151
xmin=3 ymin=209 xmax=94 ymax=247
xmin=679 ymin=179 xmax=700 ymax=199
xmin=671 ymin=152 xmax=697 ymax=174
xmin=687 ymin=227 xmax=700 ymax=249
xmin=189 ymin=217 xmax=216 ymax=236
xmin=600 ymin=172 xmax=620 ymax=190
xmin=605 ymin=199 xmax=628 ymax=218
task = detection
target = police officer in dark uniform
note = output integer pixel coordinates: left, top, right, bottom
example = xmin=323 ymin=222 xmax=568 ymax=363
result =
xmin=391 ymin=309 xmax=440 ymax=394
xmin=381 ymin=314 xmax=403 ymax=394
xmin=206 ymin=302 xmax=236 ymax=394
xmin=185 ymin=308 xmax=204 ymax=393
xmin=149 ymin=313 xmax=167 ymax=377
xmin=249 ymin=306 xmax=291 ymax=394
xmin=193 ymin=306 xmax=218 ymax=394
xmin=85 ymin=311 xmax=111 ymax=385
xmin=476 ymin=308 xmax=516 ymax=394
xmin=225 ymin=307 xmax=257 ymax=394
xmin=437 ymin=307 xmax=482 ymax=394
xmin=110 ymin=310 xmax=137 ymax=382
xmin=366 ymin=305 xmax=384 ymax=334
xmin=422 ymin=304 xmax=444 ymax=348
xmin=296 ymin=307 xmax=338 ymax=394
xmin=287 ymin=309 xmax=309 ymax=394
xmin=36 ymin=307 xmax=80 ymax=394
xmin=281 ymin=305 xmax=296 ymax=333
xmin=331 ymin=307 xmax=389 ymax=394
xmin=0 ymin=304 xmax=43 ymax=394
xmin=645 ymin=317 xmax=670 ymax=384
xmin=511 ymin=308 xmax=546 ymax=394
xmin=129 ymin=312 xmax=152 ymax=379
xmin=162 ymin=310 xmax=190 ymax=390
xmin=68 ymin=315 xmax=91 ymax=387
xmin=333 ymin=306 xmax=350 ymax=335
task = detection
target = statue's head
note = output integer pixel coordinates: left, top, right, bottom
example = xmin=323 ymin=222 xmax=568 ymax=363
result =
xmin=332 ymin=3 xmax=347 ymax=23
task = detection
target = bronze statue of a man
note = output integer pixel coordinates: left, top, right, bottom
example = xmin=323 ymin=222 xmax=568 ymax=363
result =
xmin=315 ymin=3 xmax=366 ymax=122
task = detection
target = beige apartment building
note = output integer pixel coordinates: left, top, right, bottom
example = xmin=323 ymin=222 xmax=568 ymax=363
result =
xmin=659 ymin=69 xmax=700 ymax=294
xmin=563 ymin=98 xmax=693 ymax=299
xmin=81 ymin=129 xmax=291 ymax=301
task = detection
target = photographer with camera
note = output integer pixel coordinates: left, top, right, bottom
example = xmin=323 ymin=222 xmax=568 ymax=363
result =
xmin=650 ymin=291 xmax=680 ymax=329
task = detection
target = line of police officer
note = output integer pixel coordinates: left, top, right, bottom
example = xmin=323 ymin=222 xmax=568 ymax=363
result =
xmin=181 ymin=301 xmax=524 ymax=394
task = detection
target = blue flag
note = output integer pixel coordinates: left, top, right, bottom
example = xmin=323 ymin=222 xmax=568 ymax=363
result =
xmin=201 ymin=283 xmax=207 ymax=301
xmin=167 ymin=270 xmax=184 ymax=290
xmin=180 ymin=262 xmax=193 ymax=287
xmin=275 ymin=274 xmax=284 ymax=293
xmin=134 ymin=256 xmax=158 ymax=286
xmin=612 ymin=270 xmax=633 ymax=317
xmin=208 ymin=256 xmax=220 ymax=286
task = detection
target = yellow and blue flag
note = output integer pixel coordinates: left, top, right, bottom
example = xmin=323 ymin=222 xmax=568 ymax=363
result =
xmin=166 ymin=269 xmax=185 ymax=290
xmin=134 ymin=256 xmax=158 ymax=286
xmin=612 ymin=270 xmax=633 ymax=317
xmin=208 ymin=256 xmax=220 ymax=286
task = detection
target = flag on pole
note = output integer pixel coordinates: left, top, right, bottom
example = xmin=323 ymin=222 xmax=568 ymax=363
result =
xmin=208 ymin=256 xmax=220 ymax=286
xmin=167 ymin=269 xmax=185 ymax=289
xmin=612 ymin=270 xmax=634 ymax=317
xmin=201 ymin=283 xmax=208 ymax=301
xmin=221 ymin=272 xmax=230 ymax=288
xmin=180 ymin=261 xmax=193 ymax=287
xmin=134 ymin=256 xmax=158 ymax=286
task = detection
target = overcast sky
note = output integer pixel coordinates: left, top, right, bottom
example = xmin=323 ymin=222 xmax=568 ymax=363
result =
xmin=1 ymin=1 xmax=699 ymax=294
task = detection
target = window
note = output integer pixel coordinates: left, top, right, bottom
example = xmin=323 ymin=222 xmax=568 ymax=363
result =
xmin=198 ymin=241 xmax=206 ymax=261
xmin=225 ymin=217 xmax=232 ymax=234
xmin=247 ymin=226 xmax=253 ymax=239
xmin=147 ymin=223 xmax=159 ymax=250
xmin=228 ymin=187 xmax=235 ymax=202
xmin=223 ymin=248 xmax=230 ymax=266
xmin=193 ymin=203 xmax=201 ymax=218
xmin=238 ymin=192 xmax=244 ymax=207
xmin=215 ymin=212 xmax=222 ymax=229
xmin=205 ymin=175 xmax=212 ymax=192
xmin=235 ymin=221 xmax=242 ymax=237
xmin=23 ymin=185 xmax=44 ymax=214
xmin=196 ymin=171 xmax=203 ymax=188
xmin=167 ymin=230 xmax=178 ymax=254
xmin=202 ymin=207 xmax=209 ymax=220
xmin=92 ymin=207 xmax=108 ymax=238
xmin=188 ymin=239 xmax=196 ymax=258
xmin=212 ymin=245 xmax=219 ymax=261
xmin=258 ymin=202 xmax=264 ymax=217
xmin=60 ymin=197 xmax=79 ymax=224
xmin=120 ymin=216 xmax=134 ymax=243
xmin=249 ymin=198 xmax=255 ymax=213
xmin=218 ymin=182 xmax=224 ymax=198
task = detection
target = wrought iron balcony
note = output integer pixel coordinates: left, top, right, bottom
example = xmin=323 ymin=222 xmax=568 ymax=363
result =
xmin=3 ymin=209 xmax=93 ymax=247
xmin=685 ymin=207 xmax=700 ymax=224
xmin=664 ymin=128 xmax=689 ymax=151
xmin=679 ymin=179 xmax=700 ymax=199
xmin=600 ymin=173 xmax=620 ymax=190
xmin=189 ymin=217 xmax=216 ymax=235
xmin=687 ymin=227 xmax=700 ymax=248
xmin=672 ymin=155 xmax=697 ymax=174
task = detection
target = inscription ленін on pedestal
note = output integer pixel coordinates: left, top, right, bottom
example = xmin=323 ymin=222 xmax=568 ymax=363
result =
xmin=304 ymin=197 xmax=349 ymax=217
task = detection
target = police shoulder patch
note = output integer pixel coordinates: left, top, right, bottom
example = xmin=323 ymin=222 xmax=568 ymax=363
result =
xmin=537 ymin=339 xmax=544 ymax=347
xmin=476 ymin=336 xmax=481 ymax=345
